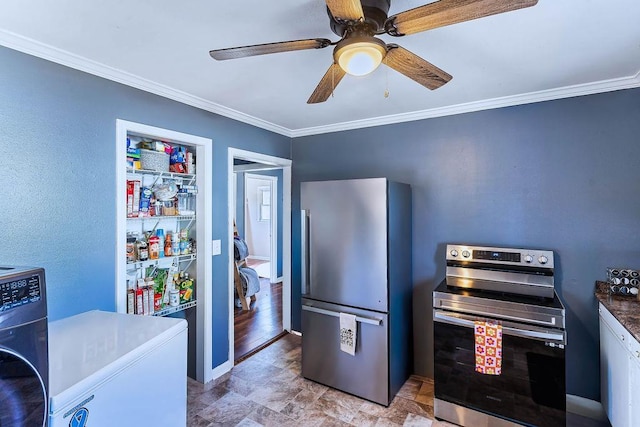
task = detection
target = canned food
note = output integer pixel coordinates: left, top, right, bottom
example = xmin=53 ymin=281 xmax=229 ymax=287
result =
xmin=169 ymin=289 xmax=180 ymax=307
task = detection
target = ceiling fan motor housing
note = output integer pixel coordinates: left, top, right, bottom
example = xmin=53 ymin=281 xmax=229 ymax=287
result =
xmin=328 ymin=0 xmax=391 ymax=36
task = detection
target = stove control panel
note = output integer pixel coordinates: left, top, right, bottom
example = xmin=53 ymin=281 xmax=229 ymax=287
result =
xmin=446 ymin=244 xmax=554 ymax=268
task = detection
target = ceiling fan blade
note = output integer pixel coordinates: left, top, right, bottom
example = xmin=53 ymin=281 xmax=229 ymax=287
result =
xmin=386 ymin=0 xmax=538 ymax=36
xmin=384 ymin=45 xmax=452 ymax=90
xmin=210 ymin=38 xmax=332 ymax=60
xmin=325 ymin=0 xmax=365 ymax=21
xmin=307 ymin=63 xmax=347 ymax=104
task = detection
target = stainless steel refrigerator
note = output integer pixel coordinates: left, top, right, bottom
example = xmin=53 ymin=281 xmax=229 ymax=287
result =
xmin=300 ymin=177 xmax=412 ymax=406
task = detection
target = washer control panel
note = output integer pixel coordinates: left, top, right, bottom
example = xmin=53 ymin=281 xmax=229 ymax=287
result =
xmin=0 ymin=271 xmax=42 ymax=312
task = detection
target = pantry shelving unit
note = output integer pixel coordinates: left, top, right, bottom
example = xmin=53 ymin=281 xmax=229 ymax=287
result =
xmin=115 ymin=119 xmax=213 ymax=383
xmin=124 ymin=162 xmax=198 ymax=316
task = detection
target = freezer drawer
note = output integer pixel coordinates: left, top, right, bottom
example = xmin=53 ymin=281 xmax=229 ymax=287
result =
xmin=301 ymin=299 xmax=390 ymax=405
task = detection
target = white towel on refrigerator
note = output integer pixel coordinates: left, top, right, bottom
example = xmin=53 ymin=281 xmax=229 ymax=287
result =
xmin=339 ymin=312 xmax=357 ymax=356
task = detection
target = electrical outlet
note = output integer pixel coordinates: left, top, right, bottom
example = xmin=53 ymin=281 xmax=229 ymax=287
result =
xmin=212 ymin=239 xmax=221 ymax=256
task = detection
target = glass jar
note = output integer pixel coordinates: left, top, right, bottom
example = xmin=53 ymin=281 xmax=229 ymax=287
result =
xmin=177 ymin=190 xmax=195 ymax=216
xmin=136 ymin=239 xmax=148 ymax=261
xmin=126 ymin=234 xmax=137 ymax=263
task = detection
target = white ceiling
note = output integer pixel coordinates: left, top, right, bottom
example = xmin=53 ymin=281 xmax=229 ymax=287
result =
xmin=1 ymin=0 xmax=639 ymax=137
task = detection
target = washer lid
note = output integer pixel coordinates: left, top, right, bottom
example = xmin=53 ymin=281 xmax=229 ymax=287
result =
xmin=48 ymin=310 xmax=187 ymax=413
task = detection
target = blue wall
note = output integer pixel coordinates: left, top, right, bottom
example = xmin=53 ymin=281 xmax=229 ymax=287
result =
xmin=0 ymin=46 xmax=291 ymax=369
xmin=291 ymin=88 xmax=640 ymax=400
xmin=4 ymin=41 xmax=640 ymax=401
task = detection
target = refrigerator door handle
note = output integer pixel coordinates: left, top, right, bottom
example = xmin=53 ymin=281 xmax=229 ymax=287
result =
xmin=301 ymin=209 xmax=310 ymax=295
xmin=302 ymin=305 xmax=383 ymax=326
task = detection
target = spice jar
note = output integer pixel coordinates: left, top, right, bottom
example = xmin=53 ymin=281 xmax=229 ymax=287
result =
xmin=126 ymin=234 xmax=137 ymax=263
xmin=136 ymin=238 xmax=148 ymax=261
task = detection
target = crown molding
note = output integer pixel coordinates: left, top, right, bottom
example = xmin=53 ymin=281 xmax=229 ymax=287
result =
xmin=2 ymin=28 xmax=639 ymax=140
xmin=0 ymin=29 xmax=292 ymax=137
xmin=290 ymin=70 xmax=640 ymax=137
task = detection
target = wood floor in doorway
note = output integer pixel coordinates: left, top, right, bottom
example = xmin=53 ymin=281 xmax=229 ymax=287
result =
xmin=234 ymin=278 xmax=283 ymax=362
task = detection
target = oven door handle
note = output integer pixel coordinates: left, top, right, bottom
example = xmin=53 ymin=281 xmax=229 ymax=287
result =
xmin=436 ymin=299 xmax=557 ymax=327
xmin=434 ymin=310 xmax=565 ymax=343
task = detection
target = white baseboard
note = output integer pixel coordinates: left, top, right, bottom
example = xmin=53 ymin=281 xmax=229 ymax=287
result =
xmin=566 ymin=394 xmax=607 ymax=421
xmin=207 ymin=360 xmax=233 ymax=384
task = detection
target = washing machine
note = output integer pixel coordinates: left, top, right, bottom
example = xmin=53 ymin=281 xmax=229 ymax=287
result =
xmin=0 ymin=266 xmax=48 ymax=427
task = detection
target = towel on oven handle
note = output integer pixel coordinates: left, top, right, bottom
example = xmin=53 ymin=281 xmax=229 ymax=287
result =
xmin=474 ymin=320 xmax=502 ymax=375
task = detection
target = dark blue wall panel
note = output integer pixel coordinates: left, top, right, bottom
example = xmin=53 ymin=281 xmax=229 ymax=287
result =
xmin=0 ymin=46 xmax=291 ymax=370
xmin=292 ymin=88 xmax=640 ymax=400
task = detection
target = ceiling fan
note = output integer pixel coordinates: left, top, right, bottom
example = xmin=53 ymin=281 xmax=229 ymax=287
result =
xmin=209 ymin=0 xmax=538 ymax=104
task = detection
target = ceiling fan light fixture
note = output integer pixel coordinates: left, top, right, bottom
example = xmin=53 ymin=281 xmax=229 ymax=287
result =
xmin=334 ymin=37 xmax=387 ymax=77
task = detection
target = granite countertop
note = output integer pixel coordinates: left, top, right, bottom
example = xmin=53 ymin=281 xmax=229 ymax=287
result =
xmin=595 ymin=281 xmax=640 ymax=343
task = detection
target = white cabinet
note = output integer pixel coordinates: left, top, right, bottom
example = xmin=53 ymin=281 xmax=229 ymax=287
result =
xmin=599 ymin=302 xmax=640 ymax=427
xmin=115 ymin=120 xmax=212 ymax=382
xmin=629 ymin=333 xmax=640 ymax=422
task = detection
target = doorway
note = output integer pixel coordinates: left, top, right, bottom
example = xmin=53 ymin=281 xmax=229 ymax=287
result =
xmin=243 ymin=173 xmax=278 ymax=283
xmin=228 ymin=148 xmax=291 ymax=363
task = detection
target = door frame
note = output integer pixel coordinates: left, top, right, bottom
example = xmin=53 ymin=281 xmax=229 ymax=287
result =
xmin=115 ymin=119 xmax=213 ymax=383
xmin=227 ymin=148 xmax=292 ymax=363
xmin=243 ymin=173 xmax=279 ymax=283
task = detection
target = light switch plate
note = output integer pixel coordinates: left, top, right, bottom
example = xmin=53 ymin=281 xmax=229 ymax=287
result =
xmin=212 ymin=239 xmax=221 ymax=256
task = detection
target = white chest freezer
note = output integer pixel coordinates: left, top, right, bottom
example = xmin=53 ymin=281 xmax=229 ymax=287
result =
xmin=48 ymin=310 xmax=188 ymax=427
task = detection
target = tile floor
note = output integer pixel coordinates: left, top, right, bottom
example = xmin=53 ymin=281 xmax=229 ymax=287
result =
xmin=187 ymin=333 xmax=609 ymax=427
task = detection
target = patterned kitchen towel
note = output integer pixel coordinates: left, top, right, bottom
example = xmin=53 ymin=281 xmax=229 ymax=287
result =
xmin=339 ymin=313 xmax=357 ymax=356
xmin=474 ymin=320 xmax=502 ymax=375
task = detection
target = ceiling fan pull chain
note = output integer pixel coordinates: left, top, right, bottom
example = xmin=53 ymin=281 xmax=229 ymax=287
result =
xmin=384 ymin=57 xmax=389 ymax=98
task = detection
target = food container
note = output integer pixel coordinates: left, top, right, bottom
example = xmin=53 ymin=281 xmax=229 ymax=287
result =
xmin=180 ymin=280 xmax=194 ymax=303
xmin=177 ymin=190 xmax=196 ymax=216
xmin=154 ymin=293 xmax=162 ymax=312
xmin=140 ymin=149 xmax=170 ymax=172
xmin=126 ymin=234 xmax=137 ymax=263
xmin=162 ymin=200 xmax=176 ymax=216
xmin=169 ymin=289 xmax=180 ymax=307
xmin=148 ymin=235 xmax=160 ymax=260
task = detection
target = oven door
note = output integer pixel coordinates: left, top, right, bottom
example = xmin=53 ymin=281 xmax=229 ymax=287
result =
xmin=434 ymin=309 xmax=566 ymax=427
